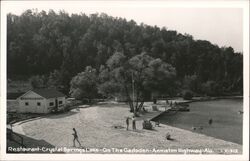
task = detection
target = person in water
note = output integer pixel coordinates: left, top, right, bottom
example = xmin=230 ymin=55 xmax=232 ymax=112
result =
xmin=208 ymin=118 xmax=213 ymax=125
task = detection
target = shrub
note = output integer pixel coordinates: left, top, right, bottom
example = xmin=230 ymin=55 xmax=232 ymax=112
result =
xmin=182 ymin=90 xmax=193 ymax=100
xmin=63 ymin=104 xmax=71 ymax=112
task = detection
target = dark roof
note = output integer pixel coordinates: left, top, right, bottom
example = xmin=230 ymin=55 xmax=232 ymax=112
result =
xmin=32 ymin=89 xmax=65 ymax=99
xmin=7 ymin=92 xmax=25 ymax=99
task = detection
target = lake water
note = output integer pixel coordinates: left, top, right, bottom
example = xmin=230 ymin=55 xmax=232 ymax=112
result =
xmin=154 ymin=99 xmax=243 ymax=144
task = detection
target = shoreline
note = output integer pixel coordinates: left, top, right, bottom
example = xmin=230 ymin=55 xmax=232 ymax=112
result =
xmin=167 ymin=95 xmax=243 ymax=105
xmin=9 ymin=103 xmax=242 ymax=154
xmin=152 ymin=99 xmax=243 ymax=145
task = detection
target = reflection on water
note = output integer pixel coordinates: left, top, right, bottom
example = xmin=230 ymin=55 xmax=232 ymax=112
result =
xmin=153 ymin=99 xmax=243 ymax=144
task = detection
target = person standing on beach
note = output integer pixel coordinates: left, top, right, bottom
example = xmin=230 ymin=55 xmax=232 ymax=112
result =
xmin=126 ymin=117 xmax=130 ymax=130
xmin=166 ymin=99 xmax=169 ymax=105
xmin=132 ymin=116 xmax=136 ymax=130
xmin=72 ymin=128 xmax=81 ymax=147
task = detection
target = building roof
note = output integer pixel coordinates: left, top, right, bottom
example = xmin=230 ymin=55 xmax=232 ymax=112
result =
xmin=32 ymin=89 xmax=65 ymax=99
xmin=7 ymin=92 xmax=25 ymax=99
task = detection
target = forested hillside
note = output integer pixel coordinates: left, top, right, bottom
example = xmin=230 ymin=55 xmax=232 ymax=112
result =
xmin=7 ymin=10 xmax=243 ymax=97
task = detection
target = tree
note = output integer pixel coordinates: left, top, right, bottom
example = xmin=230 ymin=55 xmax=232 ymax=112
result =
xmin=47 ymin=70 xmax=64 ymax=91
xmin=201 ymin=80 xmax=222 ymax=96
xmin=182 ymin=90 xmax=193 ymax=100
xmin=98 ymin=52 xmax=176 ymax=115
xmin=69 ymin=66 xmax=98 ymax=102
xmin=143 ymin=58 xmax=176 ymax=97
xmin=29 ymin=75 xmax=48 ymax=89
xmin=182 ymin=74 xmax=199 ymax=93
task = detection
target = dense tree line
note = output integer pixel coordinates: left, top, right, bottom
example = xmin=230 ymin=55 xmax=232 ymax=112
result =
xmin=7 ymin=9 xmax=243 ymax=97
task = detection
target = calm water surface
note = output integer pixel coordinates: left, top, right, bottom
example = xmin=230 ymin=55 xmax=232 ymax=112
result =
xmin=154 ymin=99 xmax=243 ymax=144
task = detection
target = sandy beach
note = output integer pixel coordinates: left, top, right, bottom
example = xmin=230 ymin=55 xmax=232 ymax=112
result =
xmin=10 ymin=102 xmax=242 ymax=154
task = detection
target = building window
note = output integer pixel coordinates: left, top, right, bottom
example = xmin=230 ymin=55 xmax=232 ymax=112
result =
xmin=49 ymin=102 xmax=54 ymax=106
xmin=37 ymin=102 xmax=41 ymax=106
xmin=59 ymin=101 xmax=63 ymax=105
xmin=25 ymin=102 xmax=29 ymax=106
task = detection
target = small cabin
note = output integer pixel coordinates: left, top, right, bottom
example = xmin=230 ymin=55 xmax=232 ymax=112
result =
xmin=17 ymin=89 xmax=66 ymax=114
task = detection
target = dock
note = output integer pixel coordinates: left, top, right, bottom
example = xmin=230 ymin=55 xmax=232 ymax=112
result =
xmin=138 ymin=104 xmax=171 ymax=121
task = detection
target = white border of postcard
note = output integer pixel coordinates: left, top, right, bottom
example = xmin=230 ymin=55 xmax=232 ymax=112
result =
xmin=0 ymin=0 xmax=249 ymax=161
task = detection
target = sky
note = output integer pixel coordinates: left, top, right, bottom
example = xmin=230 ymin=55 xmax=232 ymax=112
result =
xmin=3 ymin=1 xmax=244 ymax=52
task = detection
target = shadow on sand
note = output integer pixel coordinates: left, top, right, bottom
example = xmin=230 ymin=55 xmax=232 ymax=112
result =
xmin=45 ymin=110 xmax=79 ymax=119
xmin=7 ymin=130 xmax=62 ymax=153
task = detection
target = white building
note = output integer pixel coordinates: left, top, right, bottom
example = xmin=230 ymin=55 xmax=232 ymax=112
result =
xmin=17 ymin=89 xmax=66 ymax=114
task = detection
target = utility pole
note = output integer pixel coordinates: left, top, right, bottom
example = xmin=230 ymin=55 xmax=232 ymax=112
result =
xmin=132 ymin=72 xmax=135 ymax=116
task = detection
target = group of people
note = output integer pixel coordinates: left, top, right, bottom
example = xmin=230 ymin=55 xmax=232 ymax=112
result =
xmin=166 ymin=99 xmax=178 ymax=107
xmin=71 ymin=116 xmax=138 ymax=147
xmin=126 ymin=116 xmax=136 ymax=131
xmin=192 ymin=118 xmax=213 ymax=131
